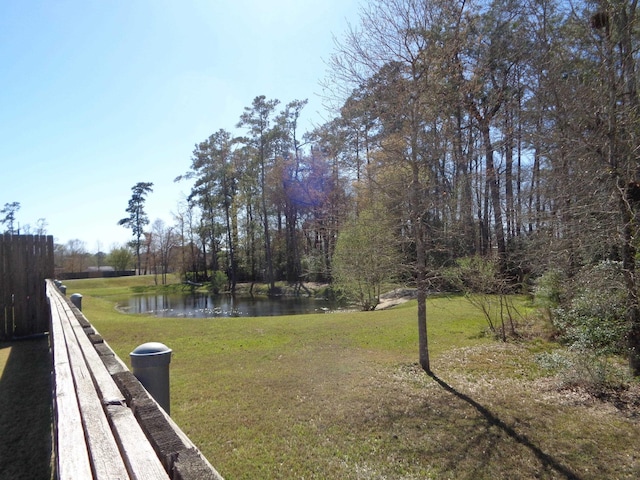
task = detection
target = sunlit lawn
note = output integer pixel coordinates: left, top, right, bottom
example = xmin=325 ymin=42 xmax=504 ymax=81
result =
xmin=66 ymin=276 xmax=640 ymax=479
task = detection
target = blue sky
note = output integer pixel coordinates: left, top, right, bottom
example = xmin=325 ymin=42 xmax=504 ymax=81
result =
xmin=0 ymin=0 xmax=360 ymax=252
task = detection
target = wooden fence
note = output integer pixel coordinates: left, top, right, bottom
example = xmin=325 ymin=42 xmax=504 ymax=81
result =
xmin=0 ymin=234 xmax=54 ymax=340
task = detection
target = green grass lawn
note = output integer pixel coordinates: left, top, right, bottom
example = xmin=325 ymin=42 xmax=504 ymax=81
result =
xmin=66 ymin=276 xmax=640 ymax=479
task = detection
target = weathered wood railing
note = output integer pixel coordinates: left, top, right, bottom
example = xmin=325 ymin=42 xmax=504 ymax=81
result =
xmin=47 ymin=280 xmax=224 ymax=480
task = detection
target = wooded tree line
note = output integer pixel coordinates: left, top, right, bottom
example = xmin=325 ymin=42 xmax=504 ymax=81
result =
xmin=174 ymin=95 xmax=351 ymax=292
xmin=165 ymin=0 xmax=640 ymax=372
xmin=325 ymin=0 xmax=638 ymax=278
xmin=175 ymin=0 xmax=636 ymax=286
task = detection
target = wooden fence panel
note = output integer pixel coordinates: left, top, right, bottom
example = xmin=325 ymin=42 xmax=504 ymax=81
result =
xmin=0 ymin=236 xmax=7 ymax=338
xmin=0 ymin=234 xmax=54 ymax=340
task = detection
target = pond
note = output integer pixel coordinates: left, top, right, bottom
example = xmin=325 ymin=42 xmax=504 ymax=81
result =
xmin=117 ymin=293 xmax=344 ymax=318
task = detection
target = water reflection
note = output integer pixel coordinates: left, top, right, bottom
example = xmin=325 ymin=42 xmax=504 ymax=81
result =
xmin=118 ymin=293 xmax=341 ymax=318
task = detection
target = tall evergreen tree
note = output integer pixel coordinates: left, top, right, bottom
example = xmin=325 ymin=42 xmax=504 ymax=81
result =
xmin=118 ymin=182 xmax=153 ymax=275
xmin=178 ymin=130 xmax=240 ymax=292
xmin=237 ymin=96 xmax=280 ymax=294
xmin=0 ymin=202 xmax=20 ymax=234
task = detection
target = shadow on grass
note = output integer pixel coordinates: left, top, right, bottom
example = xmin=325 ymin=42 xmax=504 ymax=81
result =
xmin=429 ymin=372 xmax=581 ymax=480
xmin=0 ymin=336 xmax=53 ymax=480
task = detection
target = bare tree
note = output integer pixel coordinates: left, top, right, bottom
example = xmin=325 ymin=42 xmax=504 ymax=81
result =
xmin=150 ymin=219 xmax=177 ymax=285
xmin=64 ymin=239 xmax=88 ymax=273
xmin=329 ymin=0 xmax=464 ymax=372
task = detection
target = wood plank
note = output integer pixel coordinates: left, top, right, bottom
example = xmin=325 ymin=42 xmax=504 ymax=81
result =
xmin=49 ymin=294 xmax=94 ymax=480
xmin=0 ymin=235 xmax=7 ymax=339
xmin=47 ymin=283 xmax=173 ymax=480
xmin=58 ymin=297 xmax=126 ymax=406
xmin=32 ymin=238 xmax=53 ymax=334
xmin=106 ymin=404 xmax=170 ymax=480
xmin=25 ymin=235 xmax=36 ymax=334
xmin=13 ymin=236 xmax=26 ymax=336
xmin=55 ymin=297 xmax=131 ymax=480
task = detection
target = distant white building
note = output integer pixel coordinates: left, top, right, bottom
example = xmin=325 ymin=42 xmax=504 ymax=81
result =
xmin=87 ymin=266 xmax=115 ymax=272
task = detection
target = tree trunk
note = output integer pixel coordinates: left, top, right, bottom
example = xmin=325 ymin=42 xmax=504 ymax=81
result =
xmin=224 ymin=193 xmax=237 ymax=293
xmin=455 ymin=107 xmax=474 ymax=255
xmin=481 ymin=122 xmax=507 ymax=263
xmin=621 ymin=188 xmax=640 ymax=374
xmin=260 ymin=157 xmax=275 ymax=293
xmin=504 ymin=110 xmax=514 ymax=240
xmin=411 ymin=159 xmax=430 ymax=373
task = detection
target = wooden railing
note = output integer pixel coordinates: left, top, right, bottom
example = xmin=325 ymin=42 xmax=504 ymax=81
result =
xmin=47 ymin=280 xmax=224 ymax=480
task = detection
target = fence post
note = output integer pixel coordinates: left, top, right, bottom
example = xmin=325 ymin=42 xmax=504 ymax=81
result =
xmin=130 ymin=342 xmax=172 ymax=414
xmin=70 ymin=293 xmax=83 ymax=311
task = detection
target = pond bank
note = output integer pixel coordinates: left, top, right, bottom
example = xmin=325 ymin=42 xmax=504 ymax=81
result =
xmin=375 ymin=288 xmax=417 ymax=310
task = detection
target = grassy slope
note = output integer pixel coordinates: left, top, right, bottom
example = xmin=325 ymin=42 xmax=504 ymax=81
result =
xmin=66 ymin=277 xmax=640 ymax=480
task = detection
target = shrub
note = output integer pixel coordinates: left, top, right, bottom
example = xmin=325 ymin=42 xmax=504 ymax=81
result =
xmin=210 ymin=270 xmax=228 ymax=294
xmin=533 ymin=262 xmax=632 ymax=391
xmin=444 ymin=256 xmax=522 ymax=340
xmin=551 ymin=261 xmax=628 ymax=357
xmin=536 ymin=349 xmax=630 ymax=390
xmin=331 ymin=204 xmax=401 ymax=311
xmin=533 ymin=268 xmax=565 ymax=310
xmin=444 ymin=255 xmax=502 ymax=294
